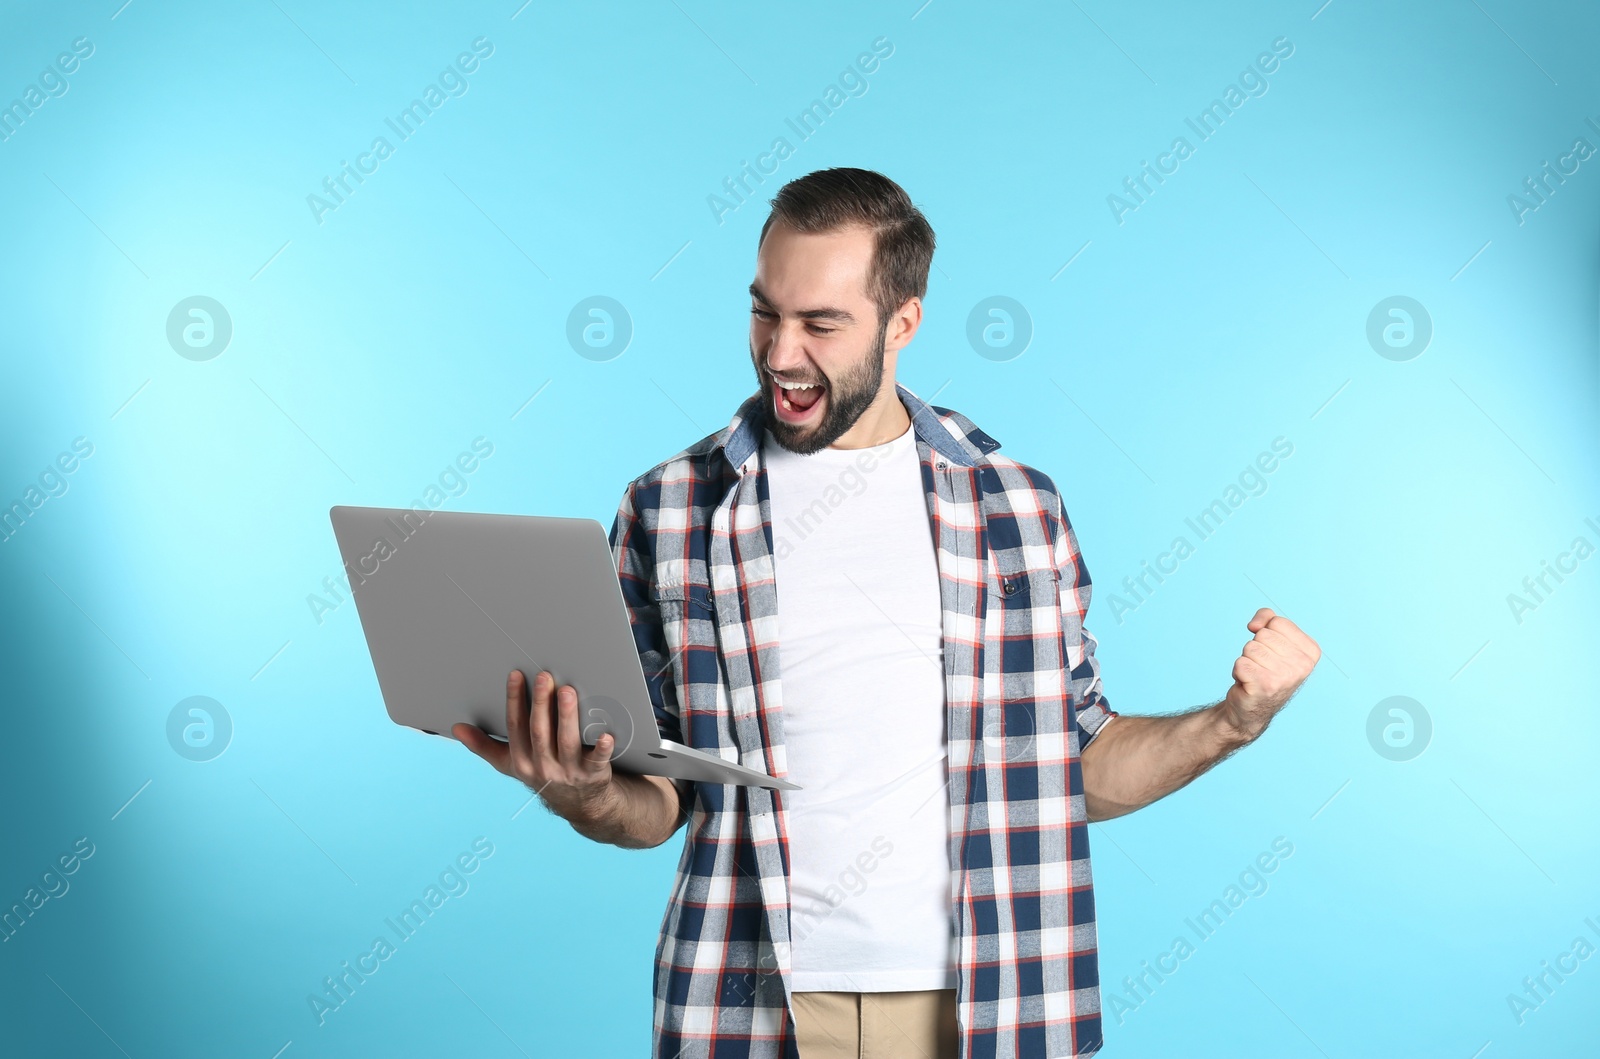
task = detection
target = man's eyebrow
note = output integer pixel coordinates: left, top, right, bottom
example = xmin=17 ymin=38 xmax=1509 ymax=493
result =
xmin=748 ymin=283 xmax=857 ymax=323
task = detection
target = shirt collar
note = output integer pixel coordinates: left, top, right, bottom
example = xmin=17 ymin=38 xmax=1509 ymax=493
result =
xmin=714 ymin=380 xmax=999 ymax=475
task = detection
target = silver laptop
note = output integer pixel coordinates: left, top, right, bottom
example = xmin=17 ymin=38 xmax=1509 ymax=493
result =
xmin=328 ymin=505 xmax=798 ymax=791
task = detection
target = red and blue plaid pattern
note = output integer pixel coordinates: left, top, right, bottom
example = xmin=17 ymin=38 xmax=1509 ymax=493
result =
xmin=608 ymin=382 xmax=1117 ymax=1058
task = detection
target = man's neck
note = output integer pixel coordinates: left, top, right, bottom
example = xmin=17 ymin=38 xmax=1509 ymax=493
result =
xmin=826 ymin=385 xmax=911 ymax=450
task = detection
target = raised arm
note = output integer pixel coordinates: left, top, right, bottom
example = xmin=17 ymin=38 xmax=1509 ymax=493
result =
xmin=1080 ymin=608 xmax=1320 ymax=821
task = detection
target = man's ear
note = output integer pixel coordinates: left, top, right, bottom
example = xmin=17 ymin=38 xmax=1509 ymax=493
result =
xmin=887 ymin=296 xmax=923 ymax=353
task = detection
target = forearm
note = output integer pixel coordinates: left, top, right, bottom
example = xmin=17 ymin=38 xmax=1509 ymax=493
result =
xmin=566 ymin=772 xmax=686 ymax=849
xmin=1080 ymin=703 xmax=1258 ymax=822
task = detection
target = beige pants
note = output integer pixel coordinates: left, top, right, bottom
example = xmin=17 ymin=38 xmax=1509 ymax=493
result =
xmin=791 ymin=989 xmax=958 ymax=1059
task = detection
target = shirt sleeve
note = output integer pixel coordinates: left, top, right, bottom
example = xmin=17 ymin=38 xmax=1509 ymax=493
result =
xmin=1052 ymin=492 xmax=1118 ymax=749
xmin=607 ymin=480 xmax=694 ymax=809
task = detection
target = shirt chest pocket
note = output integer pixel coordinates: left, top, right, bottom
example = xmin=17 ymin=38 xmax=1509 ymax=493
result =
xmin=652 ymin=559 xmax=723 ymax=726
xmin=985 ymin=556 xmax=1062 ymax=697
xmin=988 ymin=562 xmax=1062 ymax=615
xmin=652 ymin=580 xmax=716 ymax=632
xmin=656 ymin=559 xmax=720 ymax=617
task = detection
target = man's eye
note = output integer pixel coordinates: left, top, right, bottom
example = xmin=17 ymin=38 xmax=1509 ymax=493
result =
xmin=809 ymin=326 xmax=835 ymax=335
xmin=750 ymin=308 xmax=773 ymax=319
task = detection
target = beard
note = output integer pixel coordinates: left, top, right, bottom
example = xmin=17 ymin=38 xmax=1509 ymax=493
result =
xmin=754 ymin=313 xmax=890 ymax=455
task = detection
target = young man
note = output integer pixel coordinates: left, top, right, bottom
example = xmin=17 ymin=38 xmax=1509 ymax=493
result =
xmin=455 ymin=168 xmax=1320 ymax=1059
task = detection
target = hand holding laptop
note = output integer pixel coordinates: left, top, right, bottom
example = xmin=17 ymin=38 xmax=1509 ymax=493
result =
xmin=454 ymin=668 xmax=686 ymax=849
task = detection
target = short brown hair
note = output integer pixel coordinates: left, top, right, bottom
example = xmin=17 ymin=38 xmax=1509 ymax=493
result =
xmin=758 ymin=168 xmax=936 ymax=326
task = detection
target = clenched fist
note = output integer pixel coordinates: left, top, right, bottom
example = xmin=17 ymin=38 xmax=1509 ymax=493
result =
xmin=1221 ymin=608 xmax=1320 ymax=741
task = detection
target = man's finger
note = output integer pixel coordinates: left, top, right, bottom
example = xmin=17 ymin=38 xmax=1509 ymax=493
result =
xmin=1240 ymin=639 xmax=1276 ymax=668
xmin=1247 ymin=626 xmax=1303 ymax=668
xmin=454 ymin=723 xmax=511 ymax=775
xmin=583 ymin=732 xmax=615 ymax=775
xmin=1255 ymin=625 xmax=1319 ymax=670
xmin=1275 ymin=619 xmax=1322 ymax=664
xmin=1246 ymin=607 xmax=1275 ymax=632
xmin=505 ymin=670 xmax=534 ymax=777
xmin=553 ymin=685 xmax=583 ymax=769
xmin=1263 ymin=613 xmax=1308 ymax=640
xmin=527 ymin=669 xmax=556 ymax=764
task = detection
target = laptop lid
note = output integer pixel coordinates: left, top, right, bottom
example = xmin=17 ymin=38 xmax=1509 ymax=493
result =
xmin=328 ymin=505 xmax=654 ymax=760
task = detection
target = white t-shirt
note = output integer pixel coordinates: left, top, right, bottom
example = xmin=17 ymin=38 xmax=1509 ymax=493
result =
xmin=761 ymin=421 xmax=957 ymax=993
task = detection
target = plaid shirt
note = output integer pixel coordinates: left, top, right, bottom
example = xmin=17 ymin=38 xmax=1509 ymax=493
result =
xmin=607 ymin=381 xmax=1118 ymax=1059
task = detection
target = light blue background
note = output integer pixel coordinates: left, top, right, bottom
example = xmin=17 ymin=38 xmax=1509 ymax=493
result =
xmin=2 ymin=1 xmax=1597 ymax=1056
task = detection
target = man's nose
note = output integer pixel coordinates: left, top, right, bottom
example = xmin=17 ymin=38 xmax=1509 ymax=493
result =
xmin=761 ymin=322 xmax=809 ymax=373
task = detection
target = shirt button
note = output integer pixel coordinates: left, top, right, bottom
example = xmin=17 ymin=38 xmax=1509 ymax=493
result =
xmin=1002 ymin=580 xmax=1017 ymax=595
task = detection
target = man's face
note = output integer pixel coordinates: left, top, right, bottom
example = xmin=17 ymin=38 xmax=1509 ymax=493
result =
xmin=749 ymin=221 xmax=891 ymax=455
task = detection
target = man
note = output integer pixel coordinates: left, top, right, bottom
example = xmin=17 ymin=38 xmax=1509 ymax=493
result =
xmin=454 ymin=168 xmax=1320 ymax=1058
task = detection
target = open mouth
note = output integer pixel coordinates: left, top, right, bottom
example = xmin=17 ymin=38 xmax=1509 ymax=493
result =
xmin=772 ymin=376 xmax=826 ymax=423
